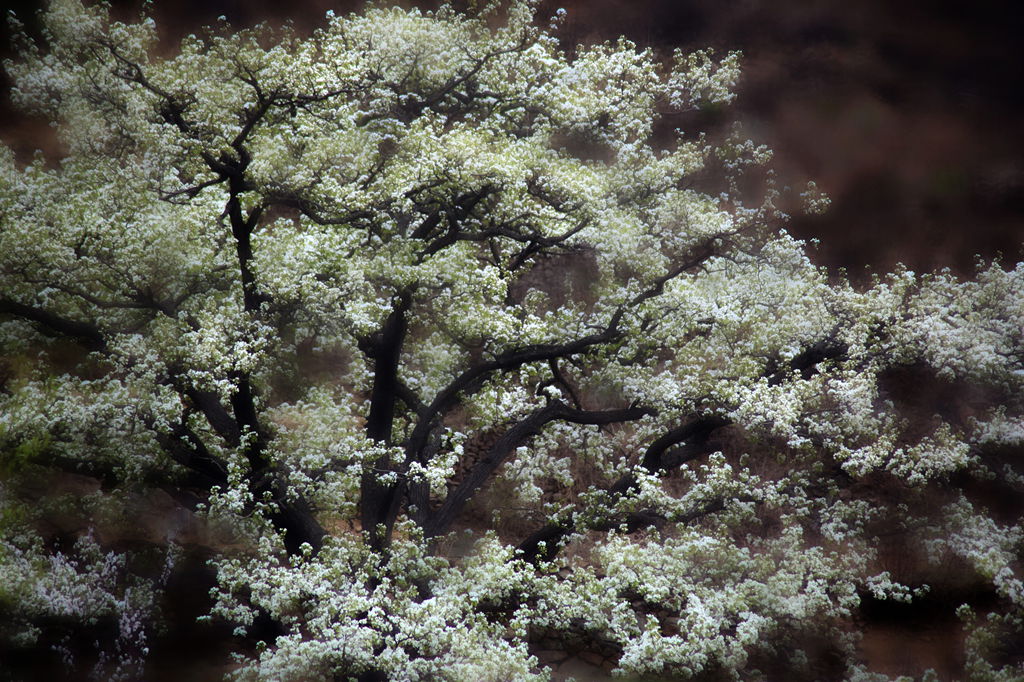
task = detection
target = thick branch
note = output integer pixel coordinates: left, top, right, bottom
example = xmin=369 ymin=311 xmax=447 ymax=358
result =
xmin=272 ymin=495 xmax=327 ymax=554
xmin=225 ymin=172 xmax=267 ymax=313
xmin=424 ymin=400 xmax=652 ymax=538
xmin=768 ymin=337 xmax=848 ymax=385
xmin=635 ymin=416 xmax=730 ymax=482
xmin=215 ymin=153 xmax=329 ymax=553
xmin=516 ymin=333 xmax=847 ymax=563
xmin=178 ymin=384 xmax=241 ymax=447
xmin=359 ymin=293 xmax=414 ymax=549
xmin=154 ymin=419 xmax=230 ymax=487
xmin=405 ymin=312 xmax=626 ymax=465
xmin=0 ymin=299 xmax=106 ymax=351
xmin=175 ymin=374 xmax=326 ymax=553
xmin=405 ymin=235 xmax=724 ymax=468
xmin=363 ymin=293 xmax=414 ymax=444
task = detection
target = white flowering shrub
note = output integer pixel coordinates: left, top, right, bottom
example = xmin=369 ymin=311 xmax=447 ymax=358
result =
xmin=1 ymin=1 xmax=1022 ymax=679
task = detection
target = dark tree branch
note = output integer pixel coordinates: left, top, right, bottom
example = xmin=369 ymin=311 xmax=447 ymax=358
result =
xmin=424 ymin=400 xmax=653 ymax=538
xmin=270 ymin=195 xmax=374 ymax=227
xmin=159 ymin=174 xmax=226 ymax=202
xmin=394 ymin=379 xmax=425 ymax=413
xmin=402 ymin=240 xmax=722 ymax=503
xmin=359 ymin=292 xmax=414 ymax=550
xmin=362 ymin=292 xmax=415 ymax=445
xmin=173 ymin=374 xmax=326 ymax=553
xmin=177 ymin=384 xmax=241 ymax=447
xmin=212 ymin=144 xmax=329 ymax=554
xmin=768 ymin=337 xmax=848 ymax=385
xmin=154 ymin=419 xmax=230 ymax=487
xmin=0 ymin=299 xmax=107 ymax=351
xmin=547 ymin=359 xmax=583 ymax=410
xmin=518 ymin=498 xmax=726 ymax=564
xmin=0 ymin=303 xmax=231 ymax=491
xmin=403 ymin=236 xmax=719 ymax=470
xmin=515 ymin=331 xmax=848 ymax=564
xmin=515 ymin=411 xmax=730 ymax=564
xmin=635 ymin=416 xmax=731 ymax=481
xmin=225 ymin=170 xmax=268 ymax=313
xmin=405 ymin=311 xmax=627 ymax=467
xmin=409 ymin=211 xmax=443 ymax=240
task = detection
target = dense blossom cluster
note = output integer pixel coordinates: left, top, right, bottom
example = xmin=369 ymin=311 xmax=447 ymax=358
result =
xmin=1 ymin=1 xmax=1022 ymax=679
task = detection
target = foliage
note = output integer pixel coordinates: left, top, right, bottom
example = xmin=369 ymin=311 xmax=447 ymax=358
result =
xmin=1 ymin=1 xmax=1022 ymax=679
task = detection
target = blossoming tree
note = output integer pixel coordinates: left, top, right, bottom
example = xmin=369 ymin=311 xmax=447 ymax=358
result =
xmin=1 ymin=0 xmax=1022 ymax=679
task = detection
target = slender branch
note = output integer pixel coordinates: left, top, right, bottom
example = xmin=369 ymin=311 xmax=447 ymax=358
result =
xmin=519 ymin=498 xmax=726 ymax=564
xmin=514 ymin=412 xmax=729 ymax=564
xmin=547 ymin=358 xmax=583 ymax=409
xmin=0 ymin=301 xmax=324 ymax=555
xmin=159 ymin=174 xmax=226 ymax=202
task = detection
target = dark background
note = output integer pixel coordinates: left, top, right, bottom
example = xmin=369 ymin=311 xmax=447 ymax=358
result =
xmin=2 ymin=0 xmax=1022 ymax=276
